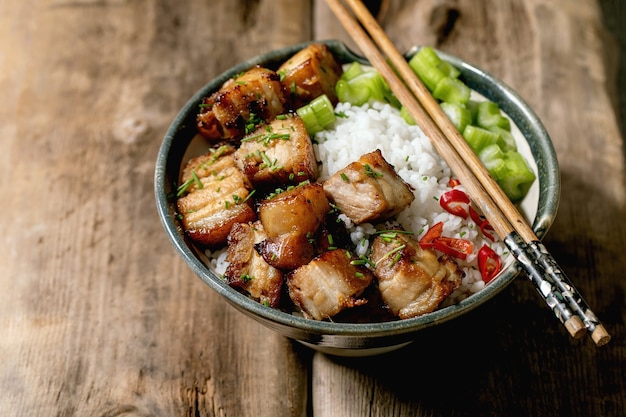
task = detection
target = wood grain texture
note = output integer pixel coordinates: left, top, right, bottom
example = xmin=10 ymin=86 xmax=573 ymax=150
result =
xmin=313 ymin=1 xmax=626 ymax=416
xmin=0 ymin=0 xmax=624 ymax=416
xmin=0 ymin=1 xmax=312 ymax=416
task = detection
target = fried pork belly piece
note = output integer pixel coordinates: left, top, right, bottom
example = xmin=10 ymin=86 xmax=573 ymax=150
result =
xmin=234 ymin=114 xmax=317 ymax=187
xmin=196 ymin=66 xmax=286 ymax=142
xmin=278 ymin=43 xmax=343 ymax=110
xmin=370 ymin=229 xmax=463 ymax=319
xmin=258 ymin=182 xmax=330 ymax=238
xmin=256 ymin=182 xmax=330 ymax=270
xmin=323 ymin=149 xmax=415 ymax=224
xmin=224 ymin=221 xmax=283 ymax=308
xmin=256 ymin=231 xmax=317 ymax=271
xmin=287 ymin=249 xmax=374 ymax=320
xmin=177 ymin=145 xmax=256 ymax=247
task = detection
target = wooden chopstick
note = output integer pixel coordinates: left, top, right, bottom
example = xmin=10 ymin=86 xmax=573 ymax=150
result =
xmin=325 ymin=0 xmax=610 ymax=346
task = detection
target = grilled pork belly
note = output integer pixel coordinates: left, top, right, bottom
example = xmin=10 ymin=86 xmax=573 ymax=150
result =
xmin=224 ymin=221 xmax=283 ymax=308
xmin=177 ymin=145 xmax=256 ymax=247
xmin=323 ymin=149 xmax=415 ymax=224
xmin=370 ymin=229 xmax=463 ymax=319
xmin=277 ymin=43 xmax=343 ymax=110
xmin=287 ymin=249 xmax=374 ymax=320
xmin=196 ymin=66 xmax=286 ymax=142
xmin=234 ymin=114 xmax=317 ymax=187
xmin=258 ymin=182 xmax=330 ymax=238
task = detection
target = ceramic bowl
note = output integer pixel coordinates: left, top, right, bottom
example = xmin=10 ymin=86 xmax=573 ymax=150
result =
xmin=154 ymin=40 xmax=560 ymax=356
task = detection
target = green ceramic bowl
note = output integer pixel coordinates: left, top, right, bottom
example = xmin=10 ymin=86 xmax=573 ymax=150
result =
xmin=154 ymin=40 xmax=559 ymax=356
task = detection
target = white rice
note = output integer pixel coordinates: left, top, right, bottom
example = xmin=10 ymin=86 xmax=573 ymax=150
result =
xmin=314 ymin=101 xmax=508 ymax=303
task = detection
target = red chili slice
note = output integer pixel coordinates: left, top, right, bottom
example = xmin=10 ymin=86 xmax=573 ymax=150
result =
xmin=432 ymin=236 xmax=474 ymax=260
xmin=478 ymin=244 xmax=502 ymax=283
xmin=448 ymin=178 xmax=461 ymax=188
xmin=439 ymin=189 xmax=470 ymax=219
xmin=469 ymin=206 xmax=496 ymax=241
xmin=419 ymin=221 xmax=443 ymax=249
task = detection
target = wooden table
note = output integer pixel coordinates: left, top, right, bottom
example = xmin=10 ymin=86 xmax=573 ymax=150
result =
xmin=2 ymin=1 xmax=625 ymax=415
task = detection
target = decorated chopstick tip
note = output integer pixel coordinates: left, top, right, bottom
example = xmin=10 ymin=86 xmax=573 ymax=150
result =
xmin=591 ymin=324 xmax=611 ymax=347
xmin=565 ymin=316 xmax=586 ymax=340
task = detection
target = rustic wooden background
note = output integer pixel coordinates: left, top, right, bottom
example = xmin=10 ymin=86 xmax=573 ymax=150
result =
xmin=1 ymin=0 xmax=624 ymax=416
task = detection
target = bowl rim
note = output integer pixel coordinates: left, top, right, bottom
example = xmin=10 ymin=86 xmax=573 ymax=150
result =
xmin=154 ymin=39 xmax=560 ymax=339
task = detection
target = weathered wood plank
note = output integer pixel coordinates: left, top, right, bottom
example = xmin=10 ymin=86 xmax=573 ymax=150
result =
xmin=1 ymin=0 xmax=625 ymax=416
xmin=0 ymin=1 xmax=312 ymax=416
xmin=312 ymin=1 xmax=626 ymax=416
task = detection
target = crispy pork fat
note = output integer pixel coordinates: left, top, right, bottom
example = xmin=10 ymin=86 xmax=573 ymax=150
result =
xmin=287 ymin=249 xmax=374 ymax=320
xmin=370 ymin=229 xmax=463 ymax=319
xmin=177 ymin=145 xmax=256 ymax=247
xmin=323 ymin=149 xmax=415 ymax=225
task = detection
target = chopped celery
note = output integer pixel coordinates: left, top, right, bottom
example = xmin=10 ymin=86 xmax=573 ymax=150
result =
xmin=433 ymin=76 xmax=471 ymax=104
xmin=400 ymin=106 xmax=416 ymax=125
xmin=405 ymin=46 xmax=535 ymax=202
xmin=411 ymin=46 xmax=442 ymax=68
xmin=296 ymin=94 xmax=336 ymax=135
xmin=309 ymin=93 xmax=336 ymax=127
xmin=479 ymin=144 xmax=536 ymax=202
xmin=465 ymin=100 xmax=480 ymax=124
xmin=438 ymin=60 xmax=461 ymax=79
xmin=476 ymin=100 xmax=510 ymax=130
xmin=408 ymin=47 xmax=446 ymax=92
xmin=479 ymin=144 xmax=507 ymax=177
xmin=336 ymin=68 xmax=400 ymax=107
xmin=498 ymin=151 xmax=536 ymax=202
xmin=488 ymin=126 xmax=516 ymax=151
xmin=462 ymin=124 xmax=502 ymax=153
xmin=335 ymin=79 xmax=371 ymax=106
xmin=341 ymin=61 xmax=364 ymax=81
xmin=440 ymin=102 xmax=472 ymax=132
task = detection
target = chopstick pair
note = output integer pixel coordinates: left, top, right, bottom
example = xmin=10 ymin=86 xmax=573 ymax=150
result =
xmin=325 ymin=0 xmax=610 ymax=346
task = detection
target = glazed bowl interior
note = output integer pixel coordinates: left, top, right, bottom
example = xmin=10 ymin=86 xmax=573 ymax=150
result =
xmin=154 ymin=40 xmax=560 ymax=356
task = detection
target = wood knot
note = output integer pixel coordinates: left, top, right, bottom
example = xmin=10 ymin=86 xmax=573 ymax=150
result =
xmin=430 ymin=3 xmax=460 ymax=44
